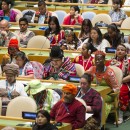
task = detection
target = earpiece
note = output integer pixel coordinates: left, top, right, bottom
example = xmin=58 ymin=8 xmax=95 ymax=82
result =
xmin=62 ymin=57 xmax=64 ymax=62
xmin=88 ymin=49 xmax=91 ymax=55
xmin=8 ymin=4 xmax=11 ymax=9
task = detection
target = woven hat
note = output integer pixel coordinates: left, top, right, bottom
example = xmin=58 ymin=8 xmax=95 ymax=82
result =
xmin=27 ymin=80 xmax=46 ymax=95
xmin=3 ymin=63 xmax=19 ymax=76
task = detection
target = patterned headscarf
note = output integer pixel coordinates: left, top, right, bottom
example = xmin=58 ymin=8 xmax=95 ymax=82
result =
xmin=3 ymin=63 xmax=19 ymax=76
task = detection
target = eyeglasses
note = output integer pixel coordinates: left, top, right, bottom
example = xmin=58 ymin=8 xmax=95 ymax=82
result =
xmin=51 ymin=59 xmax=61 ymax=62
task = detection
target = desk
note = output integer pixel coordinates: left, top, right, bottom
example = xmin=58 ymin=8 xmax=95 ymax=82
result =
xmin=0 ymin=47 xmax=80 ymax=64
xmin=0 ymin=116 xmax=72 ymax=130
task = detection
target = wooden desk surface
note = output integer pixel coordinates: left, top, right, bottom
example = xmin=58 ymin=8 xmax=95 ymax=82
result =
xmin=0 ymin=116 xmax=72 ymax=130
xmin=0 ymin=47 xmax=80 ymax=63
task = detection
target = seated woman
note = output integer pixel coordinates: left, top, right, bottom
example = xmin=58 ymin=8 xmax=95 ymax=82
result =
xmin=45 ymin=16 xmax=64 ymax=46
xmin=0 ymin=0 xmax=21 ymax=22
xmin=104 ymin=23 xmax=124 ymax=48
xmin=78 ymin=19 xmax=93 ymax=42
xmin=0 ymin=63 xmax=27 ymax=115
xmin=59 ymin=28 xmax=81 ymax=50
xmin=86 ymin=50 xmax=120 ymax=119
xmin=73 ymin=42 xmax=97 ymax=71
xmin=32 ymin=110 xmax=58 ymax=130
xmin=106 ymin=44 xmax=130 ymax=124
xmin=43 ymin=45 xmax=76 ymax=80
xmin=63 ymin=6 xmax=83 ymax=25
xmin=77 ymin=73 xmax=102 ymax=126
xmin=78 ymin=26 xmax=110 ymax=52
xmin=15 ymin=51 xmax=44 ymax=79
xmin=26 ymin=79 xmax=60 ymax=112
xmin=109 ymin=0 xmax=127 ymax=26
xmin=1 ymin=38 xmax=20 ymax=71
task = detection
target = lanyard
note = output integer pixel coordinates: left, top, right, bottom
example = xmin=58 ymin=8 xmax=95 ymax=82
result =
xmin=6 ymin=80 xmax=15 ymax=99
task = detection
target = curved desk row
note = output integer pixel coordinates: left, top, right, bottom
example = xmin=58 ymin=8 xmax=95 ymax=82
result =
xmin=0 ymin=116 xmax=72 ymax=130
xmin=0 ymin=47 xmax=120 ymax=64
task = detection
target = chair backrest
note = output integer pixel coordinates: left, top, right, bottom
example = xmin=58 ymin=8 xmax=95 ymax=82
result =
xmin=109 ymin=66 xmax=123 ymax=86
xmin=27 ymin=35 xmax=50 ymax=49
xmin=91 ymin=14 xmax=112 ymax=26
xmin=82 ymin=12 xmax=96 ymax=21
xmin=121 ymin=17 xmax=130 ymax=29
xmin=6 ymin=96 xmax=37 ymax=118
xmin=22 ymin=9 xmax=36 ymax=23
xmin=12 ymin=8 xmax=23 ymax=18
xmin=108 ymin=0 xmax=113 ymax=5
xmin=0 ymin=97 xmax=2 ymax=115
xmin=75 ymin=63 xmax=85 ymax=77
xmin=54 ymin=10 xmax=67 ymax=25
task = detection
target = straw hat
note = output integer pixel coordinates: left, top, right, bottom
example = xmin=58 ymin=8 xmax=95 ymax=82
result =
xmin=27 ymin=80 xmax=46 ymax=95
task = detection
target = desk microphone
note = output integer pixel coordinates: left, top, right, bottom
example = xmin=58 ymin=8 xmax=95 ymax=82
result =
xmin=39 ymin=37 xmax=48 ymax=55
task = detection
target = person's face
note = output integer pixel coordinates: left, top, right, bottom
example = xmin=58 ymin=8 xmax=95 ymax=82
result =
xmin=36 ymin=113 xmax=48 ymax=126
xmin=80 ymin=77 xmax=90 ymax=92
xmin=63 ymin=91 xmax=75 ymax=103
xmin=2 ymin=2 xmax=9 ymax=11
xmin=70 ymin=7 xmax=75 ymax=16
xmin=38 ymin=5 xmax=46 ymax=15
xmin=116 ymin=45 xmax=127 ymax=59
xmin=51 ymin=58 xmax=62 ymax=69
xmin=95 ymin=54 xmax=105 ymax=67
xmin=107 ymin=28 xmax=116 ymax=38
xmin=83 ymin=24 xmax=89 ymax=32
xmin=19 ymin=21 xmax=28 ymax=32
xmin=8 ymin=47 xmax=19 ymax=56
xmin=0 ymin=22 xmax=9 ymax=32
xmin=65 ymin=34 xmax=73 ymax=43
xmin=90 ymin=29 xmax=98 ymax=41
xmin=5 ymin=73 xmax=16 ymax=84
xmin=49 ymin=21 xmax=56 ymax=31
xmin=113 ymin=3 xmax=119 ymax=10
xmin=16 ymin=57 xmax=25 ymax=68
xmin=81 ymin=44 xmax=88 ymax=56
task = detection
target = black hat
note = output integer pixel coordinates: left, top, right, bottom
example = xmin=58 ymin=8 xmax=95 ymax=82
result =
xmin=50 ymin=45 xmax=64 ymax=58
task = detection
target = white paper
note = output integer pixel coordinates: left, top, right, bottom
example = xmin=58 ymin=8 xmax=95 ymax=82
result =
xmin=85 ymin=113 xmax=93 ymax=120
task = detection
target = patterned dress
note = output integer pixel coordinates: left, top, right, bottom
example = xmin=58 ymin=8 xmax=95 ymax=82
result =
xmin=73 ymin=55 xmax=94 ymax=71
xmin=106 ymin=57 xmax=130 ymax=111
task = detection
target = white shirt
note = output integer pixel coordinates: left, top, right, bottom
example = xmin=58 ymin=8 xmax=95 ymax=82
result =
xmin=78 ymin=38 xmax=110 ymax=52
xmin=0 ymin=80 xmax=27 ymax=96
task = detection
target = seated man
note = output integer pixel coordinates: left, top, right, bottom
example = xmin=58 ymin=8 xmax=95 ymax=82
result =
xmin=0 ymin=20 xmax=17 ymax=46
xmin=50 ymin=84 xmax=86 ymax=129
xmin=0 ymin=63 xmax=27 ymax=115
xmin=77 ymin=73 xmax=102 ymax=126
xmin=26 ymin=79 xmax=60 ymax=112
xmin=34 ymin=0 xmax=56 ymax=24
xmin=15 ymin=17 xmax=35 ymax=48
xmin=43 ymin=45 xmax=76 ymax=80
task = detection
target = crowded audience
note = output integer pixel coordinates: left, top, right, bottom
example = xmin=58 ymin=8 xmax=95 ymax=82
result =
xmin=0 ymin=0 xmax=130 ymax=129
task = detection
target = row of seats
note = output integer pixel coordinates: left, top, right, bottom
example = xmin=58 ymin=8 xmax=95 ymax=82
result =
xmin=12 ymin=7 xmax=130 ymax=28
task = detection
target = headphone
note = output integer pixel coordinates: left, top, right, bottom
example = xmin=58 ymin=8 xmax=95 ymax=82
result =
xmin=8 ymin=4 xmax=11 ymax=9
xmin=62 ymin=57 xmax=64 ymax=62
